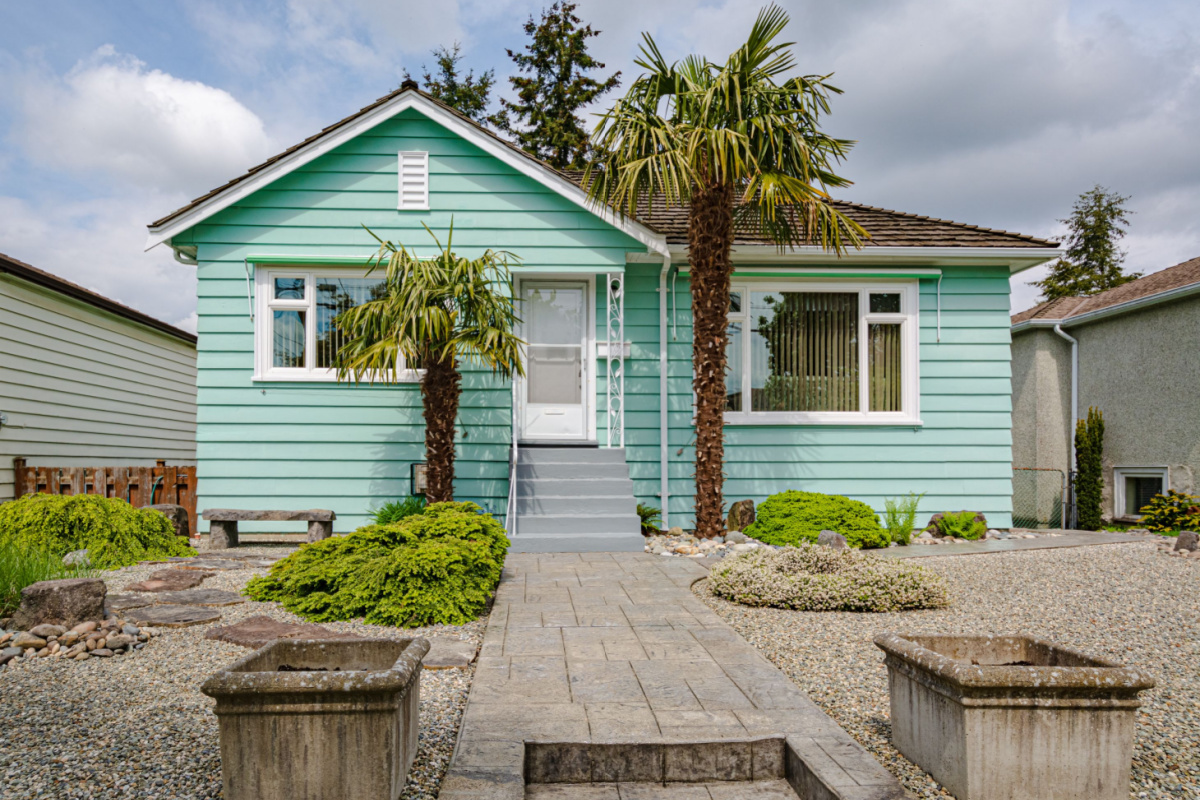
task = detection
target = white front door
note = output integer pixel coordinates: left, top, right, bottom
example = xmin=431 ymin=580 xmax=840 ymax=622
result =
xmin=520 ymin=280 xmax=590 ymax=441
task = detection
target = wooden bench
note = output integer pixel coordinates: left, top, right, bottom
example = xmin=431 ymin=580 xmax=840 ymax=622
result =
xmin=201 ymin=509 xmax=336 ymax=549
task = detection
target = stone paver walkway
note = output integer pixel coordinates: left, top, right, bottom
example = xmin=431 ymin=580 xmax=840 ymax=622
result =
xmin=439 ymin=553 xmax=905 ymax=800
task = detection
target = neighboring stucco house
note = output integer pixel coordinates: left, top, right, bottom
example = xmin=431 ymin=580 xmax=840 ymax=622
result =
xmin=1011 ymin=256 xmax=1200 ymax=523
xmin=145 ymin=83 xmax=1058 ymax=550
xmin=0 ymin=252 xmax=198 ymax=501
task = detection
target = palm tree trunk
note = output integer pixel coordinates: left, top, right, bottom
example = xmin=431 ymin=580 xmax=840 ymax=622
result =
xmin=688 ymin=181 xmax=736 ymax=538
xmin=421 ymin=352 xmax=461 ymax=503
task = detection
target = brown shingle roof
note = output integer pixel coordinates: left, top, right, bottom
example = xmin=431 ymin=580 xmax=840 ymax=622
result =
xmin=1012 ymin=256 xmax=1200 ymax=325
xmin=150 ymin=83 xmax=1055 ymax=251
xmin=0 ymin=252 xmax=197 ymax=344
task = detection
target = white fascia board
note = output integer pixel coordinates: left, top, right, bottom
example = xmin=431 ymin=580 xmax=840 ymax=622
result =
xmin=1012 ymin=281 xmax=1200 ymax=333
xmin=145 ymin=93 xmax=669 ymax=258
xmin=665 ymin=245 xmax=1059 ymax=273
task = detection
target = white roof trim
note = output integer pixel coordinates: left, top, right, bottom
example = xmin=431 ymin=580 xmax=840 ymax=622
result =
xmin=659 ymin=245 xmax=1058 ymax=273
xmin=145 ymin=92 xmax=669 ymax=257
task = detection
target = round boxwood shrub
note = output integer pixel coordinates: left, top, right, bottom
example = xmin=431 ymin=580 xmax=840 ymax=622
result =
xmin=0 ymin=493 xmax=192 ymax=569
xmin=709 ymin=544 xmax=949 ymax=612
xmin=743 ymin=490 xmax=888 ymax=549
xmin=245 ymin=501 xmax=509 ymax=628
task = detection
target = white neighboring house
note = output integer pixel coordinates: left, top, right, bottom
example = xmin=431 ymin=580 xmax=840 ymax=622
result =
xmin=0 ymin=252 xmax=197 ymax=501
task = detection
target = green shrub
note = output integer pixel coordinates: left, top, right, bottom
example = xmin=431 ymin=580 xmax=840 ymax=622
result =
xmin=744 ymin=491 xmax=889 ymax=549
xmin=709 ymin=544 xmax=949 ymax=612
xmin=246 ymin=501 xmax=508 ymax=627
xmin=1137 ymin=491 xmax=1200 ymax=533
xmin=636 ymin=503 xmax=662 ymax=535
xmin=883 ymin=492 xmax=924 ymax=545
xmin=1074 ymin=407 xmax=1105 ymax=530
xmin=0 ymin=494 xmax=192 ymax=569
xmin=0 ymin=540 xmax=100 ymax=615
xmin=370 ymin=496 xmax=427 ymax=526
xmin=931 ymin=510 xmax=988 ymax=540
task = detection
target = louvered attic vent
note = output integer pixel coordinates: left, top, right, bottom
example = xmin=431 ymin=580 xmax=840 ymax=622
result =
xmin=398 ymin=151 xmax=429 ymax=210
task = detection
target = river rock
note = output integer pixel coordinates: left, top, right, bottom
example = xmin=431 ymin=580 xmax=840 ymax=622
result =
xmin=70 ymin=621 xmax=98 ymax=635
xmin=12 ymin=632 xmax=47 ymax=649
xmin=29 ymin=624 xmax=67 ymax=638
xmin=817 ymin=530 xmax=849 ymax=550
xmin=11 ymin=578 xmax=106 ymax=630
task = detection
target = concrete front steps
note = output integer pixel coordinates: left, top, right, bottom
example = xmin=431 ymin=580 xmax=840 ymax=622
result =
xmin=507 ymin=446 xmax=644 ymax=553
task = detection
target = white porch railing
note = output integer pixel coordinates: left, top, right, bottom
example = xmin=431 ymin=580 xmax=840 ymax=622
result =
xmin=605 ymin=273 xmax=625 ymax=449
xmin=505 ymin=374 xmax=519 ymax=535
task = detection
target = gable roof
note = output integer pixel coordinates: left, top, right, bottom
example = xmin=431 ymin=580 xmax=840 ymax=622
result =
xmin=148 ymin=82 xmax=1055 ymax=259
xmin=0 ymin=251 xmax=197 ymax=344
xmin=1012 ymin=256 xmax=1200 ymax=327
xmin=146 ymin=82 xmax=668 ymax=256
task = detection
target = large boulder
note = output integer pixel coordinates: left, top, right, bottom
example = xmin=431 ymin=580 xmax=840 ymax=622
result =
xmin=726 ymin=499 xmax=756 ymax=533
xmin=816 ymin=530 xmax=849 ymax=550
xmin=146 ymin=504 xmax=190 ymax=538
xmin=1175 ymin=531 xmax=1199 ymax=552
xmin=11 ymin=578 xmax=106 ymax=630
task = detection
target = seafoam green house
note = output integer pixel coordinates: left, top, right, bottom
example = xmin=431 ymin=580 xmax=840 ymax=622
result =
xmin=145 ymin=84 xmax=1058 ymax=551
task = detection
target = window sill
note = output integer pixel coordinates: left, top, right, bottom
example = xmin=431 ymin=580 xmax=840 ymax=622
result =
xmin=252 ymin=370 xmax=423 ymax=384
xmin=723 ymin=413 xmax=923 ymax=427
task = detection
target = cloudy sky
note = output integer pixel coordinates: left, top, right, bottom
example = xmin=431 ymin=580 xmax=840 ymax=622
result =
xmin=2 ymin=0 xmax=1198 ymax=331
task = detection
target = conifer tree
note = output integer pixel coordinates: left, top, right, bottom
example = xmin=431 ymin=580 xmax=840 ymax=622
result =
xmin=491 ymin=2 xmax=620 ymax=168
xmin=407 ymin=44 xmax=495 ymax=123
xmin=1036 ymin=186 xmax=1140 ymax=300
xmin=1074 ymin=407 xmax=1105 ymax=531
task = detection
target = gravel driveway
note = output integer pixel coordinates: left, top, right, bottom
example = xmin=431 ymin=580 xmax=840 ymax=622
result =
xmin=696 ymin=541 xmax=1199 ymax=800
xmin=0 ymin=548 xmax=484 ymax=800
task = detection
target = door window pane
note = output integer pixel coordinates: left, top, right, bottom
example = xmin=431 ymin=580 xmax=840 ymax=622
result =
xmin=868 ymin=323 xmax=903 ymax=412
xmin=750 ymin=291 xmax=859 ymax=412
xmin=272 ymin=310 xmax=306 ymax=368
xmin=726 ymin=322 xmax=743 ymax=411
xmin=730 ymin=292 xmax=742 ymax=314
xmin=869 ymin=293 xmax=901 ymax=313
xmin=1127 ymin=476 xmax=1163 ymax=516
xmin=528 ymin=345 xmax=581 ymax=404
xmin=274 ymin=277 xmax=305 ymax=300
xmin=525 ymin=287 xmax=584 ymax=344
xmin=315 ymin=277 xmax=386 ymax=368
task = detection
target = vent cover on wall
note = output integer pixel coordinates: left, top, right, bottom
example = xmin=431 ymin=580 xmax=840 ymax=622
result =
xmin=398 ymin=150 xmax=429 ymax=210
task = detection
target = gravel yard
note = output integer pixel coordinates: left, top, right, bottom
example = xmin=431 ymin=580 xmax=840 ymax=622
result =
xmin=696 ymin=541 xmax=1199 ymax=800
xmin=0 ymin=547 xmax=484 ymax=800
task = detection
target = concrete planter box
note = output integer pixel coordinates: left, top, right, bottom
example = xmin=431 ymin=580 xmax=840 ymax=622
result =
xmin=875 ymin=634 xmax=1153 ymax=800
xmin=201 ymin=637 xmax=430 ymax=800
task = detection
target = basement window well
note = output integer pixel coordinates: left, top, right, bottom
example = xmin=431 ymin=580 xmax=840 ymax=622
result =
xmin=1113 ymin=466 xmax=1168 ymax=519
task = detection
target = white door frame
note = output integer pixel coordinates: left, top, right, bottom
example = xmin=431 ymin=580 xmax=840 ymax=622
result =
xmin=514 ymin=274 xmax=597 ymax=442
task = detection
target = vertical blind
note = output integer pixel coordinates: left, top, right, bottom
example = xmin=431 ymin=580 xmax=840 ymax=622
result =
xmin=315 ymin=277 xmax=385 ymax=369
xmin=868 ymin=323 xmax=902 ymax=412
xmin=751 ymin=291 xmax=860 ymax=412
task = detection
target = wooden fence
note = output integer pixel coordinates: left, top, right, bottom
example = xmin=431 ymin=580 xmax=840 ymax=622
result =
xmin=12 ymin=458 xmax=198 ymax=536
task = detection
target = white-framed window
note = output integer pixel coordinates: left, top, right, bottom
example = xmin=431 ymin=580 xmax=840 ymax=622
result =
xmin=253 ymin=268 xmax=418 ymax=382
xmin=724 ymin=280 xmax=920 ymax=425
xmin=398 ymin=150 xmax=429 ymax=210
xmin=1113 ymin=466 xmax=1169 ymax=519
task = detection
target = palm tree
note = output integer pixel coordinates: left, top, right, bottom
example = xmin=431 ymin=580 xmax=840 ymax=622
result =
xmin=334 ymin=224 xmax=524 ymax=504
xmin=585 ymin=4 xmax=868 ymax=539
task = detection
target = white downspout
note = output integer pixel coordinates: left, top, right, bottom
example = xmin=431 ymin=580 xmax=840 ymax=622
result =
xmin=1053 ymin=324 xmax=1078 ymax=463
xmin=659 ymin=255 xmax=672 ymax=529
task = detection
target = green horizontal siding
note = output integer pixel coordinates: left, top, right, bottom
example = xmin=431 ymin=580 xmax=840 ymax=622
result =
xmin=188 ymin=107 xmax=646 ymax=531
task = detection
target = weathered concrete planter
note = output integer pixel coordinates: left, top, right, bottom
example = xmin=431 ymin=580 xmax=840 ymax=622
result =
xmin=201 ymin=637 xmax=429 ymax=800
xmin=875 ymin=633 xmax=1154 ymax=800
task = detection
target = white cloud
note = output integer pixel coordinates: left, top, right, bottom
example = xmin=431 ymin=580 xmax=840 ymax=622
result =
xmin=14 ymin=46 xmax=274 ymax=196
xmin=0 ymin=193 xmax=198 ymax=331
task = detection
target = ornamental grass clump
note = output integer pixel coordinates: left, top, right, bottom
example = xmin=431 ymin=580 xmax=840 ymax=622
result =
xmin=744 ymin=490 xmax=889 ymax=549
xmin=0 ymin=494 xmax=192 ymax=569
xmin=245 ymin=501 xmax=508 ymax=628
xmin=709 ymin=543 xmax=949 ymax=612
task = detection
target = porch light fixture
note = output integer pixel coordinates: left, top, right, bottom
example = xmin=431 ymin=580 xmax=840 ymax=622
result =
xmin=411 ymin=462 xmax=428 ymax=496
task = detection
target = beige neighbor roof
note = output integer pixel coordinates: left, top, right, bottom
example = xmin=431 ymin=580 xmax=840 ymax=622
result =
xmin=0 ymin=251 xmax=196 ymax=344
xmin=150 ymin=82 xmax=1054 ymax=251
xmin=1012 ymin=255 xmax=1200 ymax=325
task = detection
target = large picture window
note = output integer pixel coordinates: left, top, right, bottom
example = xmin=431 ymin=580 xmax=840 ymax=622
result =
xmin=724 ymin=281 xmax=919 ymax=424
xmin=254 ymin=269 xmax=414 ymax=381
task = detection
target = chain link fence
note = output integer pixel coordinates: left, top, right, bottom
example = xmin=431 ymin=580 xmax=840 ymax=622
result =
xmin=1012 ymin=467 xmax=1067 ymax=529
